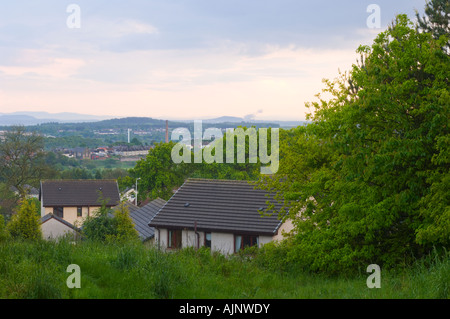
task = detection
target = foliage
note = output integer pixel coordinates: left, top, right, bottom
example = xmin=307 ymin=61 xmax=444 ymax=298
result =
xmin=416 ymin=0 xmax=450 ymax=53
xmin=6 ymin=199 xmax=42 ymax=241
xmin=129 ymin=128 xmax=272 ymax=201
xmin=0 ymin=182 xmax=20 ymax=220
xmin=258 ymin=15 xmax=450 ymax=274
xmin=0 ymin=214 xmax=10 ymax=242
xmin=81 ymin=203 xmax=116 ymax=242
xmin=81 ymin=200 xmax=139 ymax=243
xmin=0 ymin=240 xmax=448 ymax=299
xmin=110 ymin=202 xmax=139 ymax=243
xmin=0 ymin=126 xmax=50 ymax=198
xmin=130 ymin=141 xmax=190 ymax=201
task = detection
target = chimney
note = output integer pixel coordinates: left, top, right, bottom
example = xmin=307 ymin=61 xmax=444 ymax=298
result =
xmin=165 ymin=120 xmax=169 ymax=143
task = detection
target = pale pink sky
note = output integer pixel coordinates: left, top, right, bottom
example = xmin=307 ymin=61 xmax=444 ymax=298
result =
xmin=0 ymin=1 xmax=425 ymax=121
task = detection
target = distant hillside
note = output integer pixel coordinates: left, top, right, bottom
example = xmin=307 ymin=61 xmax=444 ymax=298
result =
xmin=0 ymin=114 xmax=54 ymax=126
xmin=0 ymin=111 xmax=111 ymax=126
xmin=203 ymin=116 xmax=246 ymax=123
xmin=203 ymin=116 xmax=308 ymax=128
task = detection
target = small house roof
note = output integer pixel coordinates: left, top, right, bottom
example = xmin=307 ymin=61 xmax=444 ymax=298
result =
xmin=40 ymin=179 xmax=120 ymax=207
xmin=40 ymin=213 xmax=80 ymax=231
xmin=149 ymin=179 xmax=284 ymax=236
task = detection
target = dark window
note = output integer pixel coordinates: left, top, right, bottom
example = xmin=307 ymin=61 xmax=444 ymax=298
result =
xmin=205 ymin=233 xmax=211 ymax=248
xmin=235 ymin=234 xmax=258 ymax=252
xmin=168 ymin=229 xmax=182 ymax=249
xmin=54 ymin=207 xmax=64 ymax=218
xmin=77 ymin=207 xmax=82 ymax=217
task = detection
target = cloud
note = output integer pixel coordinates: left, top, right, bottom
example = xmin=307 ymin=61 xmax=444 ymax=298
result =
xmin=0 ymin=55 xmax=85 ymax=78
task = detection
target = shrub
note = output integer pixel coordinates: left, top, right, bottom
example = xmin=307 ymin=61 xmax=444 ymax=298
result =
xmin=7 ymin=199 xmax=41 ymax=240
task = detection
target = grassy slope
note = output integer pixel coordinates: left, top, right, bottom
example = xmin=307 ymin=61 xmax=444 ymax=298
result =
xmin=0 ymin=240 xmax=448 ymax=299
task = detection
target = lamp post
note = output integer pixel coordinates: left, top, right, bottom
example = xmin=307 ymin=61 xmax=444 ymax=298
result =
xmin=135 ymin=177 xmax=141 ymax=206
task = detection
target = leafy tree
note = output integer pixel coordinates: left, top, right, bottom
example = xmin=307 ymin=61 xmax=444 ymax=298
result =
xmin=0 ymin=126 xmax=47 ymax=198
xmin=259 ymin=15 xmax=449 ymax=274
xmin=130 ymin=137 xmax=142 ymax=146
xmin=0 ymin=182 xmax=20 ymax=220
xmin=59 ymin=167 xmax=94 ymax=179
xmin=81 ymin=200 xmax=139 ymax=243
xmin=130 ymin=142 xmax=190 ymax=201
xmin=416 ymin=0 xmax=450 ymax=53
xmin=7 ymin=199 xmax=42 ymax=240
xmin=81 ymin=202 xmax=116 ymax=242
xmin=191 ymin=126 xmax=273 ymax=180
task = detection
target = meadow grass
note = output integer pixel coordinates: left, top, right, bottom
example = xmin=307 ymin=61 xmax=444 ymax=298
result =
xmin=0 ymin=239 xmax=448 ymax=299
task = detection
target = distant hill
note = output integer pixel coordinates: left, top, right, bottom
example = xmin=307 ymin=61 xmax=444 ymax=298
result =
xmin=0 ymin=111 xmax=111 ymax=126
xmin=0 ymin=114 xmax=51 ymax=126
xmin=202 ymin=116 xmax=308 ymax=128
xmin=0 ymin=111 xmax=308 ymax=129
xmin=203 ymin=116 xmax=246 ymax=123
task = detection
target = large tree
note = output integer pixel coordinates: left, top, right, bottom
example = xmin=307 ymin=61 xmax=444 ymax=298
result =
xmin=259 ymin=15 xmax=449 ymax=274
xmin=130 ymin=141 xmax=190 ymax=201
xmin=0 ymin=126 xmax=47 ymax=198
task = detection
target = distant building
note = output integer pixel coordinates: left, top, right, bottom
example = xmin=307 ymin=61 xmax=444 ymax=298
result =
xmin=72 ymin=147 xmax=91 ymax=159
xmin=113 ymin=145 xmax=151 ymax=157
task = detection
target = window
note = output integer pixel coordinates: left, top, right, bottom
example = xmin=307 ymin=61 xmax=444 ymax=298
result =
xmin=234 ymin=234 xmax=259 ymax=252
xmin=205 ymin=233 xmax=211 ymax=248
xmin=77 ymin=207 xmax=82 ymax=217
xmin=54 ymin=207 xmax=64 ymax=218
xmin=168 ymin=229 xmax=182 ymax=249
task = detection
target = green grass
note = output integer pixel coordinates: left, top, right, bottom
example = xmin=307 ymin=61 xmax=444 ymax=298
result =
xmin=0 ymin=239 xmax=448 ymax=299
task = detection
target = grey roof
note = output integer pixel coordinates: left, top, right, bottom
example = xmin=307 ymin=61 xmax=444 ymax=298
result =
xmin=40 ymin=180 xmax=120 ymax=207
xmin=40 ymin=213 xmax=80 ymax=231
xmin=149 ymin=179 xmax=284 ymax=236
xmin=113 ymin=199 xmax=166 ymax=241
xmin=131 ymin=198 xmax=166 ymax=241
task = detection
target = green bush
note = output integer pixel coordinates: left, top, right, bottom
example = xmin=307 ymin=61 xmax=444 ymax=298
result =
xmin=6 ymin=200 xmax=41 ymax=241
xmin=81 ymin=201 xmax=139 ymax=243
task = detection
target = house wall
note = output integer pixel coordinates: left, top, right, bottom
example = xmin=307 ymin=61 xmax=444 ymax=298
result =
xmin=272 ymin=219 xmax=294 ymax=242
xmin=154 ymin=228 xmax=273 ymax=255
xmin=211 ymin=232 xmax=234 ymax=254
xmin=41 ymin=218 xmax=77 ymax=240
xmin=41 ymin=206 xmax=101 ymax=225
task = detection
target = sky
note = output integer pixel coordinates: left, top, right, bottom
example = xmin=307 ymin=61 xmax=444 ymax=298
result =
xmin=0 ymin=0 xmax=426 ymax=121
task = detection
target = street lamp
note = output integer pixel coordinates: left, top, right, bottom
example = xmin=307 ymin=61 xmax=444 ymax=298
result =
xmin=135 ymin=177 xmax=141 ymax=206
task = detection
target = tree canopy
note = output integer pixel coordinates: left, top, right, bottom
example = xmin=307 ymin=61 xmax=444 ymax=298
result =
xmin=258 ymin=15 xmax=449 ymax=274
xmin=416 ymin=0 xmax=450 ymax=53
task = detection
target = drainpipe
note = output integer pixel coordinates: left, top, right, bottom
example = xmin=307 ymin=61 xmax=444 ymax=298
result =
xmin=194 ymin=221 xmax=200 ymax=250
xmin=157 ymin=228 xmax=161 ymax=250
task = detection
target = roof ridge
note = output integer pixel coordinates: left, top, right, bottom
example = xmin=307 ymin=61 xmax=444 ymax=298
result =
xmin=186 ymin=178 xmax=258 ymax=184
xmin=41 ymin=179 xmax=118 ymax=182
